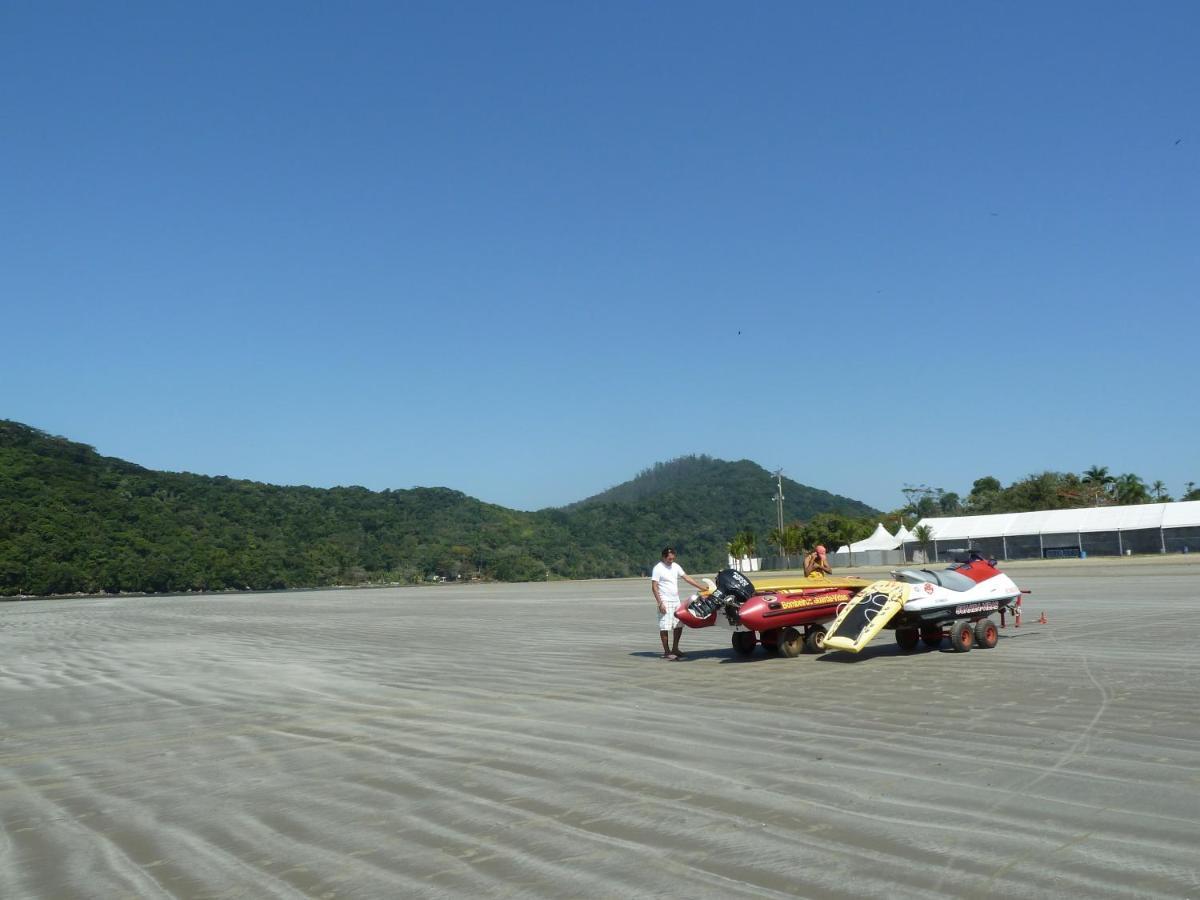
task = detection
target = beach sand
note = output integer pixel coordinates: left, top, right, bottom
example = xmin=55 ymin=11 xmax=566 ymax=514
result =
xmin=2 ymin=561 xmax=1198 ymax=898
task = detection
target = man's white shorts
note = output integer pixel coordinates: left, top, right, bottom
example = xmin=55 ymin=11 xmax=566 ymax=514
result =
xmin=658 ymin=598 xmax=680 ymax=632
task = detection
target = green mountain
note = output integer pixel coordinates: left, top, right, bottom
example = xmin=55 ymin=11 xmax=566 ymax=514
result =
xmin=0 ymin=421 xmax=879 ymax=596
xmin=570 ymin=455 xmax=875 ymax=520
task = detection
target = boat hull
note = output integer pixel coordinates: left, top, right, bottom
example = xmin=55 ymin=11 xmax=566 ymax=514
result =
xmin=734 ymin=586 xmax=859 ymax=632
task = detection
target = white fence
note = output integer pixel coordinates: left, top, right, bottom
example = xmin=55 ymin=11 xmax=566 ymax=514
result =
xmin=727 ymin=555 xmax=762 ymax=572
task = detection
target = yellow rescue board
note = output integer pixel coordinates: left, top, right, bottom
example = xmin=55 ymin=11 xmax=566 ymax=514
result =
xmin=822 ymin=580 xmax=911 ymax=653
xmin=746 ymin=574 xmax=872 ymax=593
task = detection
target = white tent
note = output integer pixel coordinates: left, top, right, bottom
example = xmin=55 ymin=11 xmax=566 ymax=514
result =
xmin=909 ymin=500 xmax=1200 ymax=559
xmin=914 ymin=500 xmax=1200 ymax=541
xmin=837 ymin=522 xmax=901 ymax=554
xmin=893 ymin=523 xmax=915 ymax=544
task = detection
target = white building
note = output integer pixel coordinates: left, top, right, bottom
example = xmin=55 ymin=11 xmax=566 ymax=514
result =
xmin=906 ymin=500 xmax=1200 ymax=561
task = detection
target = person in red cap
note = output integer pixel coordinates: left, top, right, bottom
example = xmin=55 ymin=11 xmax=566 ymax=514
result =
xmin=804 ymin=544 xmax=832 ymax=577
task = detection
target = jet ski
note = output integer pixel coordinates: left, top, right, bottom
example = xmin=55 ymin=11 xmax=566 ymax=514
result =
xmin=822 ymin=552 xmax=1026 ymax=654
xmin=675 ymin=568 xmax=872 ymax=657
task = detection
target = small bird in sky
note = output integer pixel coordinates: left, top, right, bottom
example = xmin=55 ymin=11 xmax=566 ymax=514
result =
xmin=1175 ymin=138 xmax=1183 ymax=145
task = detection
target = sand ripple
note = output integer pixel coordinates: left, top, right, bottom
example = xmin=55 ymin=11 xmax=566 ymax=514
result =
xmin=2 ymin=571 xmax=1199 ymax=897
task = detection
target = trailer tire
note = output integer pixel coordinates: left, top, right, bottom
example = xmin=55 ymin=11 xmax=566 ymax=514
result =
xmin=974 ymin=619 xmax=999 ymax=649
xmin=804 ymin=627 xmax=827 ymax=654
xmin=895 ymin=627 xmax=919 ymax=652
xmin=778 ymin=627 xmax=804 ymax=658
xmin=950 ymin=621 xmax=974 ymax=652
xmin=731 ymin=631 xmax=757 ymax=657
xmin=921 ymin=628 xmax=943 ymax=648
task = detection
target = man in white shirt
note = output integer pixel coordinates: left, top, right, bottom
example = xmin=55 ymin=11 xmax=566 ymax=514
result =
xmin=651 ymin=546 xmax=707 ymax=660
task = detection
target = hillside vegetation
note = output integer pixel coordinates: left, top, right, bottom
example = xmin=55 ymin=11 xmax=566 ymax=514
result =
xmin=0 ymin=421 xmax=877 ymax=596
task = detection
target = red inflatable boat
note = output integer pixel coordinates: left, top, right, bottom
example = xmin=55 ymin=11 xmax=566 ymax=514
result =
xmin=676 ymin=569 xmax=872 ymax=657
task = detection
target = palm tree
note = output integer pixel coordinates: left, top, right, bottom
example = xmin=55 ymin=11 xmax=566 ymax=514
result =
xmin=739 ymin=529 xmax=757 ymax=558
xmin=729 ymin=529 xmax=758 ymax=569
xmin=767 ymin=527 xmax=786 ymax=564
xmin=727 ymin=534 xmax=749 ymax=565
xmin=1150 ymin=480 xmax=1170 ymax=502
xmin=770 ymin=525 xmax=805 ymax=567
xmin=783 ymin=524 xmax=805 ymax=560
xmin=913 ymin=524 xmax=934 ymax=563
xmin=1113 ymin=473 xmax=1150 ymax=506
xmin=1081 ymin=465 xmax=1114 ymax=505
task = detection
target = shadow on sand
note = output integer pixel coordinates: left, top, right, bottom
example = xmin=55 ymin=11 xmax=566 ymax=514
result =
xmin=632 ymin=630 xmax=1039 ymax=664
xmin=628 ymin=647 xmax=753 ymax=663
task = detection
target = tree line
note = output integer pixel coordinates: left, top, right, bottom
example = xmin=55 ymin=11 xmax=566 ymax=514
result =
xmin=0 ymin=423 xmax=876 ymax=596
xmin=724 ymin=467 xmax=1200 ymax=562
xmin=726 ymin=514 xmax=878 ymax=565
xmin=902 ymin=466 xmax=1200 ymax=519
xmin=8 ymin=419 xmax=1191 ymax=598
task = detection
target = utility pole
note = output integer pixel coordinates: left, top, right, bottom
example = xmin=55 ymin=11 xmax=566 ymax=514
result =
xmin=772 ymin=469 xmax=785 ymax=557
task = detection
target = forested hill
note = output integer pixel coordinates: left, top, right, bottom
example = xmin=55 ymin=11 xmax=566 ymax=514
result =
xmin=0 ymin=421 xmax=878 ymax=596
xmin=568 ymin=455 xmax=876 ymax=520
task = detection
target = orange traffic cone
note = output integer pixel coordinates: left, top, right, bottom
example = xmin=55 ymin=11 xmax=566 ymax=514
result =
xmin=1037 ymin=611 xmax=1048 ymax=625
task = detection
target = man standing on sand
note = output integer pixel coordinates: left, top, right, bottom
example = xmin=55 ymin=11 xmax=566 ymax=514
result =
xmin=651 ymin=547 xmax=707 ymax=660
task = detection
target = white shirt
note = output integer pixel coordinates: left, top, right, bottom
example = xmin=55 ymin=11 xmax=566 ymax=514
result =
xmin=651 ymin=561 xmax=687 ymax=605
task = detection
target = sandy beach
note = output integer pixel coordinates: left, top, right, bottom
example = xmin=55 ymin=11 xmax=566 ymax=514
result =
xmin=2 ymin=560 xmax=1198 ymax=898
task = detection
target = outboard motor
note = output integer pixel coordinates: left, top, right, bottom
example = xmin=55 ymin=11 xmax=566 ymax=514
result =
xmin=716 ymin=568 xmax=755 ymax=602
xmin=688 ymin=568 xmax=756 ymax=618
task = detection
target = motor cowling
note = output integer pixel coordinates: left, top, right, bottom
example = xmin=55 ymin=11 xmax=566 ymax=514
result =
xmin=688 ymin=568 xmax=756 ymax=618
xmin=715 ymin=568 xmax=756 ymax=603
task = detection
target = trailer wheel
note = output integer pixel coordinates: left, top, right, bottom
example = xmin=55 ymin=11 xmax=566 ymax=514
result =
xmin=778 ymin=627 xmax=804 ymax=658
xmin=950 ymin=621 xmax=974 ymax=652
xmin=731 ymin=631 xmax=757 ymax=656
xmin=974 ymin=619 xmax=998 ymax=649
xmin=921 ymin=628 xmax=943 ymax=649
xmin=804 ymin=627 xmax=827 ymax=654
xmin=895 ymin=627 xmax=919 ymax=652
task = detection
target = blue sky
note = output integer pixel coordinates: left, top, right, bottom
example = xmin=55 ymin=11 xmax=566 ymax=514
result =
xmin=3 ymin=1 xmax=1197 ymax=513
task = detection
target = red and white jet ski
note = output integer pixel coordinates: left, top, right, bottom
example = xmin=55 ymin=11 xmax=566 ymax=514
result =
xmin=822 ymin=553 xmax=1027 ymax=654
